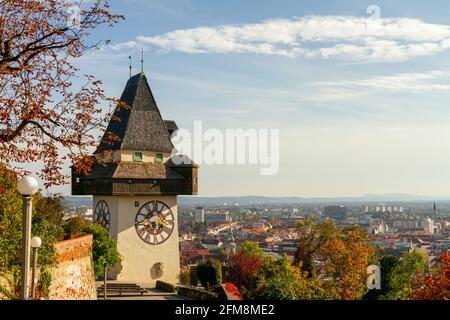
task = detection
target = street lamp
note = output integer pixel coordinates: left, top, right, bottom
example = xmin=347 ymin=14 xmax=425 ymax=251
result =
xmin=17 ymin=176 xmax=39 ymax=300
xmin=30 ymin=236 xmax=42 ymax=299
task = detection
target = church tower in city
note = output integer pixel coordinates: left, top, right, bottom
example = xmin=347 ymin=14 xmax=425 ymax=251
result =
xmin=72 ymin=71 xmax=198 ymax=285
xmin=433 ymin=202 xmax=437 ymax=218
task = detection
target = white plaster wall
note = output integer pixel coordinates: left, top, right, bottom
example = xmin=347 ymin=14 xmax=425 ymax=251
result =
xmin=94 ymin=195 xmax=180 ymax=286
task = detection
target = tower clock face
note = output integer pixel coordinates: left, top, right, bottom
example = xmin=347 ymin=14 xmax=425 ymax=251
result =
xmin=94 ymin=200 xmax=111 ymax=231
xmin=135 ymin=200 xmax=175 ymax=245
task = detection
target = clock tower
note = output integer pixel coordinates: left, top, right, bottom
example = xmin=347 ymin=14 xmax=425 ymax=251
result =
xmin=72 ymin=72 xmax=198 ymax=286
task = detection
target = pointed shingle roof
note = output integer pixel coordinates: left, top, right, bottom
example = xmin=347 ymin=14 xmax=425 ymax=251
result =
xmin=95 ymin=73 xmax=173 ymax=153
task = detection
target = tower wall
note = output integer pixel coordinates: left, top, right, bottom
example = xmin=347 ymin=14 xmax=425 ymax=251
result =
xmin=93 ymin=195 xmax=180 ymax=286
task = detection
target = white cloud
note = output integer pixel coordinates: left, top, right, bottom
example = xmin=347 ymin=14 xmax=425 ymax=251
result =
xmin=110 ymin=15 xmax=450 ymax=62
xmin=307 ymin=70 xmax=450 ymax=102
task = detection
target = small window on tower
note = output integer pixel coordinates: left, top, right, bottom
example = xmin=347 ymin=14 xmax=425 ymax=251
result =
xmin=133 ymin=152 xmax=143 ymax=162
xmin=155 ymin=153 xmax=163 ymax=163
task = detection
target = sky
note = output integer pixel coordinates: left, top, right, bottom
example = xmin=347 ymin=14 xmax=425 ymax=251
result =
xmin=40 ymin=0 xmax=450 ymax=197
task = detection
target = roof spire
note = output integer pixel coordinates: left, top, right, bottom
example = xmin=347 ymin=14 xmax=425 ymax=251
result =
xmin=128 ymin=55 xmax=132 ymax=79
xmin=141 ymin=48 xmax=144 ymax=74
xmin=433 ymin=201 xmax=437 ymax=218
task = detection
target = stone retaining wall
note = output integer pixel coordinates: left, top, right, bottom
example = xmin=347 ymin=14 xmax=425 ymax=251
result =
xmin=48 ymin=234 xmax=96 ymax=300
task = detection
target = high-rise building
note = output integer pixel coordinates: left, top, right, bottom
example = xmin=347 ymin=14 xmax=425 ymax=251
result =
xmin=420 ymin=218 xmax=434 ymax=234
xmin=195 ymin=206 xmax=205 ymax=223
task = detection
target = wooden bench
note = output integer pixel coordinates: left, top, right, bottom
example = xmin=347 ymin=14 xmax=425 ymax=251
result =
xmin=97 ymin=283 xmax=148 ymax=296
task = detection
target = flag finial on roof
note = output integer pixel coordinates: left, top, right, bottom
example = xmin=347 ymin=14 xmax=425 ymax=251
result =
xmin=128 ymin=55 xmax=132 ymax=79
xmin=141 ymin=48 xmax=144 ymax=74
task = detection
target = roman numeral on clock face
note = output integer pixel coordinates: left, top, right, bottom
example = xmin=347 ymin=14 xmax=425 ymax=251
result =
xmin=145 ymin=233 xmax=154 ymax=244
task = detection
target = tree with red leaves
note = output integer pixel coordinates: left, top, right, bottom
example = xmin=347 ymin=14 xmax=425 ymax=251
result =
xmin=223 ymin=282 xmax=243 ymax=300
xmin=227 ymin=251 xmax=266 ymax=293
xmin=413 ymin=252 xmax=450 ymax=300
xmin=0 ymin=0 xmax=124 ymax=187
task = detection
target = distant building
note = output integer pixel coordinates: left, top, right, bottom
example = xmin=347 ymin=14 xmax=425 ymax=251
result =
xmin=201 ymin=239 xmax=223 ymax=251
xmin=368 ymin=219 xmax=386 ymax=234
xmin=393 ymin=218 xmax=419 ymax=229
xmin=323 ymin=205 xmax=347 ymax=220
xmin=195 ymin=206 xmax=205 ymax=223
xmin=205 ymin=212 xmax=231 ymax=223
xmin=247 ymin=220 xmax=272 ymax=231
xmin=273 ymin=241 xmax=298 ymax=256
xmin=64 ymin=207 xmax=93 ymax=221
xmin=433 ymin=202 xmax=437 ymax=218
xmin=420 ymin=218 xmax=434 ymax=235
xmin=224 ymin=229 xmax=236 ymax=256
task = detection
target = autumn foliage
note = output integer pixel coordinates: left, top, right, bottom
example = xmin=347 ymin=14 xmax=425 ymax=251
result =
xmin=223 ymin=282 xmax=243 ymax=300
xmin=293 ymin=218 xmax=375 ymax=299
xmin=227 ymin=251 xmax=266 ymax=291
xmin=413 ymin=253 xmax=450 ymax=300
xmin=0 ymin=0 xmax=124 ymax=186
xmin=320 ymin=228 xmax=376 ymax=300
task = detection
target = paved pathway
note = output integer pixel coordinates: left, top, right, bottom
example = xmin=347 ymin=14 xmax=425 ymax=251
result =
xmin=106 ymin=289 xmax=187 ymax=300
xmin=96 ymin=281 xmax=189 ymax=300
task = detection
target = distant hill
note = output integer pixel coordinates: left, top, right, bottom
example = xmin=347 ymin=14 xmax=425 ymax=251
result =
xmin=62 ymin=194 xmax=448 ymax=209
xmin=360 ymin=193 xmax=436 ymax=201
xmin=179 ymin=194 xmax=448 ymax=206
xmin=64 ymin=196 xmax=93 ymax=208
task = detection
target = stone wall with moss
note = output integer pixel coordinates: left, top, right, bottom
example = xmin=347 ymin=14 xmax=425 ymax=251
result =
xmin=0 ymin=273 xmax=15 ymax=300
xmin=48 ymin=234 xmax=96 ymax=300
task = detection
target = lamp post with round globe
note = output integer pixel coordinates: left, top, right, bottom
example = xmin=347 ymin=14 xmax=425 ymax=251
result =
xmin=30 ymin=236 xmax=42 ymax=299
xmin=17 ymin=176 xmax=39 ymax=300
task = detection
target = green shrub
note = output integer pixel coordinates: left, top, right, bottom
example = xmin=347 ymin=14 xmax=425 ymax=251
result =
xmin=37 ymin=266 xmax=52 ymax=298
xmin=249 ymin=255 xmax=333 ymax=300
xmin=31 ymin=218 xmax=63 ymax=266
xmin=0 ymin=166 xmax=26 ymax=269
xmin=177 ymin=286 xmax=219 ymax=300
xmin=178 ymin=269 xmax=190 ymax=286
xmin=63 ymin=216 xmax=86 ymax=239
xmin=156 ymin=280 xmax=175 ymax=293
xmin=190 ymin=266 xmax=198 ymax=286
xmin=0 ymin=271 xmax=16 ymax=300
xmin=81 ymin=222 xmax=121 ymax=278
xmin=197 ymin=258 xmax=222 ymax=288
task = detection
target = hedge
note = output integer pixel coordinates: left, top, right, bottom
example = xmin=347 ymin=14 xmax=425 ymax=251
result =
xmin=196 ymin=258 xmax=222 ymax=287
xmin=176 ymin=286 xmax=218 ymax=300
xmin=190 ymin=266 xmax=198 ymax=286
xmin=155 ymin=280 xmax=176 ymax=293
